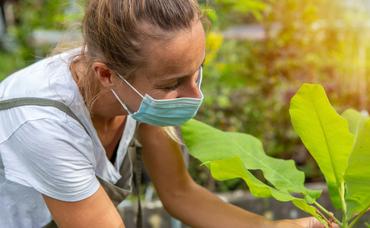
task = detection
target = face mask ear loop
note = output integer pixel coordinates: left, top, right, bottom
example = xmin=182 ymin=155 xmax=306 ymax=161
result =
xmin=116 ymin=73 xmax=144 ymax=99
xmin=197 ymin=67 xmax=203 ymax=89
xmin=111 ymin=89 xmax=132 ymax=114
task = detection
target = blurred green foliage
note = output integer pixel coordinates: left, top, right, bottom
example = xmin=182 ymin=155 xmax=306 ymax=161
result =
xmin=193 ymin=0 xmax=370 ymax=191
xmin=0 ymin=0 xmax=83 ymax=79
xmin=1 ymin=0 xmax=370 ymax=193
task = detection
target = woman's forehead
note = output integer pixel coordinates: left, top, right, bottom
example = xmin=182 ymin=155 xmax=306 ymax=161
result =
xmin=141 ymin=20 xmax=206 ymax=82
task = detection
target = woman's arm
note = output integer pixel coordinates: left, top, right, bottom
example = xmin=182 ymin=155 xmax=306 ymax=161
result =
xmin=138 ymin=124 xmax=303 ymax=228
xmin=43 ymin=186 xmax=125 ymax=228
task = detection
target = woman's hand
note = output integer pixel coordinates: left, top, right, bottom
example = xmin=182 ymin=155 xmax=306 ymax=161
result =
xmin=275 ymin=217 xmax=338 ymax=228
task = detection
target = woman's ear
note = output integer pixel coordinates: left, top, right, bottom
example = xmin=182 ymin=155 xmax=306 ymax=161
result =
xmin=92 ymin=62 xmax=115 ymax=88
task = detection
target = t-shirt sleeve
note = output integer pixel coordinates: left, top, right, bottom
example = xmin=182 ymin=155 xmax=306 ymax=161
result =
xmin=1 ymin=118 xmax=100 ymax=202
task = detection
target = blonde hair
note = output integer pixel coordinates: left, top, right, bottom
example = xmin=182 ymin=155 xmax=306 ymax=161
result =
xmin=68 ymin=0 xmax=202 ymax=142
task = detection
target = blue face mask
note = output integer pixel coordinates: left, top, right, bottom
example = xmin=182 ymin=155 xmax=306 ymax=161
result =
xmin=111 ymin=67 xmax=204 ymax=126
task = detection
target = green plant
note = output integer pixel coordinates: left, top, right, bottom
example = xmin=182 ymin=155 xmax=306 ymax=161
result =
xmin=291 ymin=84 xmax=370 ymax=227
xmin=181 ymin=83 xmax=370 ymax=227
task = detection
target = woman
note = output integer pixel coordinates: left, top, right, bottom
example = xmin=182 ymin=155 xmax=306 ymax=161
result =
xmin=0 ymin=0 xmax=325 ymax=227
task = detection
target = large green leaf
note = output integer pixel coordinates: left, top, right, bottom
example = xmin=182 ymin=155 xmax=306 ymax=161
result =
xmin=289 ymin=84 xmax=354 ymax=208
xmin=181 ymin=119 xmax=321 ymax=211
xmin=208 ymin=157 xmax=325 ymax=223
xmin=342 ymin=110 xmax=370 ymax=218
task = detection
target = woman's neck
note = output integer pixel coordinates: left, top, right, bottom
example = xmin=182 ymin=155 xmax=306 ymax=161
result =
xmin=70 ymin=57 xmax=124 ymax=121
xmin=92 ymin=114 xmax=126 ymax=134
xmin=92 ymin=114 xmax=126 ymax=160
xmin=70 ymin=58 xmax=128 ymax=159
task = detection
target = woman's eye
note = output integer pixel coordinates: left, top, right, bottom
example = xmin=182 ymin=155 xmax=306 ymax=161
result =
xmin=162 ymin=81 xmax=180 ymax=91
xmin=163 ymin=84 xmax=179 ymax=90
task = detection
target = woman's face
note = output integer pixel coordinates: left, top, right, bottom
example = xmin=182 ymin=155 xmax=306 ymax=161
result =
xmin=113 ymin=20 xmax=206 ymax=113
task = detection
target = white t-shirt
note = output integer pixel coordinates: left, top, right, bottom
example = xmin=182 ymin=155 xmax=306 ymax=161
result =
xmin=0 ymin=49 xmax=137 ymax=227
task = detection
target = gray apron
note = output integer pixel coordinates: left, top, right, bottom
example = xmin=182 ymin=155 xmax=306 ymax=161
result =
xmin=0 ymin=98 xmax=143 ymax=228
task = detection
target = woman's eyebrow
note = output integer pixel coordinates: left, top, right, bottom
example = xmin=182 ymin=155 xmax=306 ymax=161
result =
xmin=156 ymin=75 xmax=188 ymax=85
xmin=158 ymin=57 xmax=205 ymax=83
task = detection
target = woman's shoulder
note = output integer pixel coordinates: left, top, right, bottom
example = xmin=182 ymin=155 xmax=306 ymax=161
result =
xmin=0 ymin=104 xmax=91 ymax=146
xmin=0 ymin=48 xmax=91 ymax=139
xmin=0 ymin=48 xmax=82 ymax=105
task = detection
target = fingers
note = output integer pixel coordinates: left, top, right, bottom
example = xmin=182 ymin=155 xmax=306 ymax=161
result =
xmin=309 ymin=217 xmax=325 ymax=228
xmin=293 ymin=217 xmax=325 ymax=228
xmin=309 ymin=217 xmax=340 ymax=228
xmin=328 ymin=221 xmax=339 ymax=228
xmin=281 ymin=217 xmax=339 ymax=228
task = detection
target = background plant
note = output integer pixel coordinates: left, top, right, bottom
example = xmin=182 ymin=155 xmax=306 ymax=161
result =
xmin=0 ymin=0 xmax=83 ymax=79
xmin=193 ymin=0 xmax=370 ymax=192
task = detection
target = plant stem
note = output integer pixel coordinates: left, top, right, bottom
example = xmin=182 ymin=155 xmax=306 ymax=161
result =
xmin=348 ymin=207 xmax=370 ymax=228
xmin=313 ymin=201 xmax=342 ymax=226
xmin=315 ymin=208 xmax=330 ymax=228
xmin=340 ymin=182 xmax=348 ymax=228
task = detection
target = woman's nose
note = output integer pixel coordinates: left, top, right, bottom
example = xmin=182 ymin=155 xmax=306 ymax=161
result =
xmin=176 ymin=68 xmax=203 ymax=98
xmin=177 ymin=79 xmax=202 ymax=98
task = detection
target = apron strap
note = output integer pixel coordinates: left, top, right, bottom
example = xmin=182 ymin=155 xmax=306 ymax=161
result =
xmin=134 ymin=143 xmax=143 ymax=228
xmin=0 ymin=97 xmax=89 ymax=134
